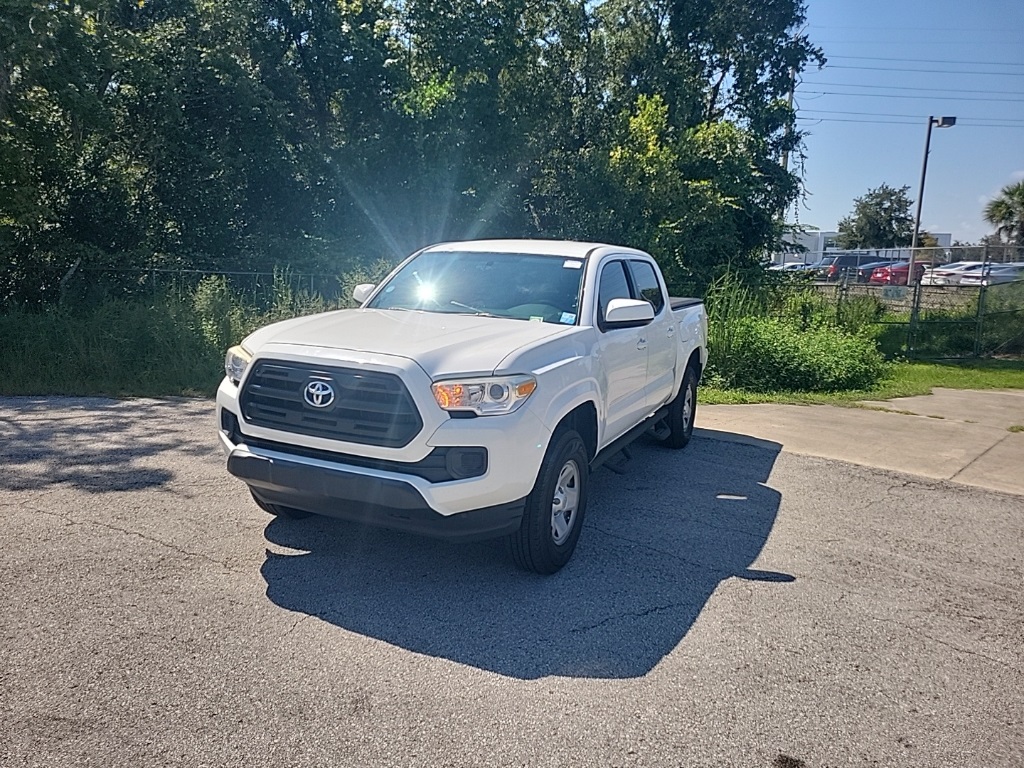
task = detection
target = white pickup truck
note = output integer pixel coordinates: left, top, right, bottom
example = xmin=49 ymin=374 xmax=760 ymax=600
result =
xmin=217 ymin=240 xmax=707 ymax=573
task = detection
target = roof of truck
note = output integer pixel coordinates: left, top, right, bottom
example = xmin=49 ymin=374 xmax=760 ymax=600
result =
xmin=422 ymin=239 xmax=650 ymax=259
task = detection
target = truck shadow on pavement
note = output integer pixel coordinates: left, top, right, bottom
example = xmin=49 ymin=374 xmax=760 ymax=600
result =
xmin=261 ymin=431 xmax=790 ymax=680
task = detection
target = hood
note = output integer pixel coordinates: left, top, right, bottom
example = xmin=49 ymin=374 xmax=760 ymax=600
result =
xmin=246 ymin=308 xmax=576 ymax=378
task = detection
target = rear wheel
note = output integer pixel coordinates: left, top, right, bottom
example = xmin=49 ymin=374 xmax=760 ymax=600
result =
xmin=249 ymin=489 xmax=311 ymax=519
xmin=663 ymin=365 xmax=698 ymax=449
xmin=507 ymin=430 xmax=589 ymax=575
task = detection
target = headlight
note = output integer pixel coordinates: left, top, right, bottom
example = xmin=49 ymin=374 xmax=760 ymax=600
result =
xmin=432 ymin=375 xmax=537 ymax=416
xmin=224 ymin=345 xmax=252 ymax=385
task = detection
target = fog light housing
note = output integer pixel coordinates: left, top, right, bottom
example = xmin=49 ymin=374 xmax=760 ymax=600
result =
xmin=445 ymin=447 xmax=488 ymax=480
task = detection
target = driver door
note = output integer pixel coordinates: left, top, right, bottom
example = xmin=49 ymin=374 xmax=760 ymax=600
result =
xmin=594 ymin=260 xmax=649 ymax=445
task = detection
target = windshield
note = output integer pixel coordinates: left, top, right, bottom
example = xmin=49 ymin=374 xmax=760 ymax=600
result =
xmin=367 ymin=250 xmax=586 ymax=325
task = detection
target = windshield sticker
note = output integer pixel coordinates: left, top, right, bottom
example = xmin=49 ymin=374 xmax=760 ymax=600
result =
xmin=562 ymin=260 xmax=583 ymax=269
xmin=559 ymin=312 xmax=577 ymax=325
xmin=530 ymin=316 xmax=544 ymax=322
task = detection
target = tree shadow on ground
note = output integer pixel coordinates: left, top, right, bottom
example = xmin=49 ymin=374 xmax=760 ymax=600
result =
xmin=261 ymin=431 xmax=789 ymax=680
xmin=0 ymin=397 xmax=194 ymax=492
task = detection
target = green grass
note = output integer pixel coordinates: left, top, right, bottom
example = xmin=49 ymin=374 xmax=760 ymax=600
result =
xmin=699 ymin=359 xmax=1024 ymax=406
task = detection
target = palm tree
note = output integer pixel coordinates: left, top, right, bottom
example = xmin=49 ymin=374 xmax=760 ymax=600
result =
xmin=984 ymin=180 xmax=1024 ymax=248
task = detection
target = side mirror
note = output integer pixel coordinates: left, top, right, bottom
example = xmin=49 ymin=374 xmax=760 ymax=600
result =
xmin=352 ymin=283 xmax=375 ymax=304
xmin=604 ymin=298 xmax=655 ymax=327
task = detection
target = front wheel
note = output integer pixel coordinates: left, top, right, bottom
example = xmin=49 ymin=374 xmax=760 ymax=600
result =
xmin=663 ymin=365 xmax=698 ymax=449
xmin=507 ymin=430 xmax=589 ymax=575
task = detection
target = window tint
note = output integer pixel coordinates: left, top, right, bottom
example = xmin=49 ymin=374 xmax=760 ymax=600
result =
xmin=628 ymin=260 xmax=665 ymax=314
xmin=598 ymin=261 xmax=631 ymax=330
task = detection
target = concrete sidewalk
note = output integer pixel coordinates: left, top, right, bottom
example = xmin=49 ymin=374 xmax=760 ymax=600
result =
xmin=695 ymin=388 xmax=1024 ymax=496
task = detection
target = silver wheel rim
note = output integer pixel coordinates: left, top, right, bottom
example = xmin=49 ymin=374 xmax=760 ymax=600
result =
xmin=551 ymin=459 xmax=581 ymax=545
xmin=682 ymin=382 xmax=694 ymax=430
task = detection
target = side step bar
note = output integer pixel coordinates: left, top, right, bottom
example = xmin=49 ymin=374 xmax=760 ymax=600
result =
xmin=590 ymin=406 xmax=669 ymax=471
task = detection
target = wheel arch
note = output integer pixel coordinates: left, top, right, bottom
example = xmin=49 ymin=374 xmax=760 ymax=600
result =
xmin=686 ymin=348 xmax=703 ymax=382
xmin=552 ymin=401 xmax=598 ymax=462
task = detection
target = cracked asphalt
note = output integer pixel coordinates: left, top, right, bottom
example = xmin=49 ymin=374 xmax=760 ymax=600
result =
xmin=1 ymin=397 xmax=1022 ymax=767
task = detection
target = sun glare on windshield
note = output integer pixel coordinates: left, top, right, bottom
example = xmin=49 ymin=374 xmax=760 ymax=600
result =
xmin=367 ymin=251 xmax=585 ymax=325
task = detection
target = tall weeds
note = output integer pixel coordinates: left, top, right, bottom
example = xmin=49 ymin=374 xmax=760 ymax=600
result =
xmin=705 ymin=273 xmax=886 ymax=392
xmin=0 ymin=271 xmax=351 ymax=397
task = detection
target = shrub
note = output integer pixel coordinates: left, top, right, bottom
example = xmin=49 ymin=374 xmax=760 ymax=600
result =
xmin=710 ymin=316 xmax=886 ymax=392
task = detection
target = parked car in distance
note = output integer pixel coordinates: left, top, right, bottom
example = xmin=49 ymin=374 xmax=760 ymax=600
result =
xmin=958 ymin=265 xmax=1024 ymax=286
xmin=854 ymin=260 xmax=896 ymax=283
xmin=768 ymin=262 xmax=813 ymax=272
xmin=820 ymin=253 xmax=885 ymax=282
xmin=869 ymin=261 xmax=928 ymax=286
xmin=920 ymin=261 xmax=988 ymax=286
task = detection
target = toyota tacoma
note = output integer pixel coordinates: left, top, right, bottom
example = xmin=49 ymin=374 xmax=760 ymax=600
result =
xmin=217 ymin=240 xmax=707 ymax=573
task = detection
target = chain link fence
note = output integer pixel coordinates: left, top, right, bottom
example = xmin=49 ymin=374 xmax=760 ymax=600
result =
xmin=792 ymin=245 xmax=1024 ymax=359
xmin=0 ymin=264 xmax=347 ymax=310
xmin=5 ymin=246 xmax=1022 ymax=361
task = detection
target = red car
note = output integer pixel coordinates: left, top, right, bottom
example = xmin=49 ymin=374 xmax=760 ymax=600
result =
xmin=868 ymin=261 xmax=927 ymax=286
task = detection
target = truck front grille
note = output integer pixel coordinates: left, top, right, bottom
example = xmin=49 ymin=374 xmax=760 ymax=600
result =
xmin=239 ymin=360 xmax=423 ymax=448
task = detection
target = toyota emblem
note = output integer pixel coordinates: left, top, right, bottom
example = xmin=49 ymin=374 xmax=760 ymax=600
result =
xmin=303 ymin=379 xmax=335 ymax=408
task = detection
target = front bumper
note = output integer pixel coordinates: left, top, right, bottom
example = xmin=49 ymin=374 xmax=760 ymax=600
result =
xmin=224 ymin=433 xmax=525 ymax=541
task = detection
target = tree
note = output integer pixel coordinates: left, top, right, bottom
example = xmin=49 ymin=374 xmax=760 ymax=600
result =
xmin=834 ymin=184 xmax=915 ymax=249
xmin=2 ymin=0 xmax=825 ymax=299
xmin=984 ymin=180 xmax=1024 ymax=248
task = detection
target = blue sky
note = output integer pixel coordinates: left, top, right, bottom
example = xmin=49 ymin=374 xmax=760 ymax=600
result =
xmin=794 ymin=0 xmax=1024 ymax=242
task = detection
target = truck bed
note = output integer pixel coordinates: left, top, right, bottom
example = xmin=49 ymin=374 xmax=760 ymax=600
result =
xmin=669 ymin=297 xmax=703 ymax=310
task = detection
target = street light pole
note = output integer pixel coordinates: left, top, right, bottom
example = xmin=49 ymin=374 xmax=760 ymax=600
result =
xmin=908 ymin=115 xmax=956 ymax=284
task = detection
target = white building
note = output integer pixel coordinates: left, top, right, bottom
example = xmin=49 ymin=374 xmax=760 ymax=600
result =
xmin=778 ymin=230 xmax=952 ymax=264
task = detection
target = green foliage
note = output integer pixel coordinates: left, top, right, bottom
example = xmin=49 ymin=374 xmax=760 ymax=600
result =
xmin=704 ymin=274 xmax=887 ymax=393
xmin=338 ymin=258 xmax=399 ymax=308
xmin=981 ymin=281 xmax=1024 ymax=355
xmin=0 ymin=275 xmax=346 ymax=397
xmin=983 ymin=180 xmax=1024 ymax=247
xmin=835 ymin=184 xmax=915 ymax=249
xmin=1 ymin=0 xmax=823 ymax=291
xmin=712 ymin=317 xmax=886 ymax=392
xmin=0 ymin=299 xmax=223 ymax=397
xmin=701 ymin=359 xmax=1024 ymax=405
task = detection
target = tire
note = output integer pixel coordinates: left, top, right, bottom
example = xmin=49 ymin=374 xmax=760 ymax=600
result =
xmin=507 ymin=429 xmax=589 ymax=575
xmin=249 ymin=489 xmax=311 ymax=519
xmin=663 ymin=365 xmax=698 ymax=449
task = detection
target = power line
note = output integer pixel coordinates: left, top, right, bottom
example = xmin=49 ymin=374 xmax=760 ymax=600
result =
xmin=827 ymin=55 xmax=1024 ymax=68
xmin=796 ymin=116 xmax=1024 ymax=128
xmin=799 ymin=90 xmax=1024 ymax=104
xmin=799 ymin=108 xmax=1024 ymax=125
xmin=800 ymin=80 xmax=1024 ymax=96
xmin=826 ymin=64 xmax=1024 ymax=76
xmin=809 ymin=25 xmax=1013 ymax=32
xmin=812 ymin=39 xmax=1024 ymax=46
xmin=798 ymin=109 xmax=1024 ymax=126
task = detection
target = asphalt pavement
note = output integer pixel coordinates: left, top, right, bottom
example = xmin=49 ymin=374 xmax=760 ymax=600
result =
xmin=1 ymin=395 xmax=1022 ymax=767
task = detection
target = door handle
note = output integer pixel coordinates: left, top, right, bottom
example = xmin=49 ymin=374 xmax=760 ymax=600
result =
xmin=637 ymin=338 xmax=648 ymax=350
xmin=667 ymin=326 xmax=675 ymax=337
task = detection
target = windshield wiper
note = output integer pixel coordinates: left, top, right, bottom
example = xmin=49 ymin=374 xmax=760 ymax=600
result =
xmin=449 ymin=300 xmax=499 ymax=317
